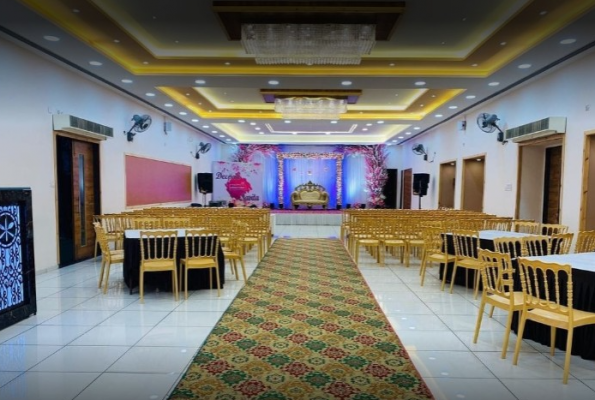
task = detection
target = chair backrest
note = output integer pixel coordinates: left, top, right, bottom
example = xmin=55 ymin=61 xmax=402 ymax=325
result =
xmin=484 ymin=217 xmax=512 ymax=231
xmin=421 ymin=226 xmax=446 ymax=254
xmin=541 ymin=223 xmax=569 ymax=236
xmin=451 ymin=229 xmax=480 ymax=259
xmin=93 ymin=223 xmax=111 ymax=257
xmin=512 ymin=220 xmax=541 ymax=234
xmin=184 ymin=229 xmax=219 ymax=259
xmin=549 ymin=232 xmax=574 ymax=255
xmin=517 ymin=257 xmax=573 ymax=317
xmin=492 ymin=236 xmax=526 ymax=259
xmin=522 ymin=235 xmax=550 ymax=256
xmin=575 ymin=230 xmax=595 ymax=253
xmin=478 ymin=249 xmax=516 ymax=300
xmin=161 ymin=217 xmax=191 ymax=229
xmin=139 ymin=230 xmax=178 ymax=262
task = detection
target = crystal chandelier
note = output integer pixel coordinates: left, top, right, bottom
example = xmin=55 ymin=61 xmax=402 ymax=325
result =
xmin=274 ymin=97 xmax=348 ymax=120
xmin=241 ymin=23 xmax=375 ymax=65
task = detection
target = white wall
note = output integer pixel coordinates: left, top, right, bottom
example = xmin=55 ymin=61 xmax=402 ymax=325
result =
xmin=394 ymin=47 xmax=595 ymax=233
xmin=0 ymin=36 xmax=224 ymax=273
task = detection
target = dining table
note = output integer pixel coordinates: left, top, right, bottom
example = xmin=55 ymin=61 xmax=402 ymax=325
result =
xmin=122 ymin=229 xmax=225 ymax=295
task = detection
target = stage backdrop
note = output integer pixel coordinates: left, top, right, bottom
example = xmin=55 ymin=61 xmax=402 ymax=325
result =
xmin=212 ymin=161 xmax=264 ymax=206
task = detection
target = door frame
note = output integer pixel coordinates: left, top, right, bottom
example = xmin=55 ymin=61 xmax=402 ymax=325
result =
xmin=580 ymin=129 xmax=595 ymax=230
xmin=461 ymin=153 xmax=486 ymax=212
xmin=54 ymin=131 xmax=102 ymax=266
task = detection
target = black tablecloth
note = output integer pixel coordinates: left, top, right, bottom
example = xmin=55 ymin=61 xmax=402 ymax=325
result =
xmin=123 ymin=236 xmax=225 ymax=294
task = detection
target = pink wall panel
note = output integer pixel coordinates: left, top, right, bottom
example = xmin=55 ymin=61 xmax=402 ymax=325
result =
xmin=125 ymin=155 xmax=192 ymax=206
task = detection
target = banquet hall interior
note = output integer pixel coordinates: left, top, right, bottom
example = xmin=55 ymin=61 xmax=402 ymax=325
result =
xmin=3 ymin=1 xmax=595 ymax=399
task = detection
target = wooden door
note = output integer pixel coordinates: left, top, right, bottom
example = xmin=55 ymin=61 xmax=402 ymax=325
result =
xmin=543 ymin=146 xmax=562 ymax=223
xmin=401 ymin=168 xmax=412 ymax=209
xmin=72 ymin=141 xmax=97 ymax=260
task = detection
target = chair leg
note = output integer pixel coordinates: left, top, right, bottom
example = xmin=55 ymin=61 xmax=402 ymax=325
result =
xmin=440 ymin=263 xmax=450 ymax=291
xmin=173 ymin=267 xmax=179 ymax=301
xmin=562 ymin=328 xmax=573 ymax=384
xmin=214 ymin=266 xmax=221 ymax=297
xmin=473 ymin=297 xmax=486 ymax=344
xmin=550 ymin=327 xmax=557 ymax=356
xmin=501 ymin=310 xmax=514 ymax=359
xmin=184 ymin=266 xmax=189 ymax=300
xmin=139 ymin=270 xmax=144 ymax=304
xmin=512 ymin=311 xmax=528 ymax=366
xmin=239 ymin=257 xmax=247 ymax=281
xmin=98 ymin=258 xmax=106 ymax=289
xmin=102 ymin=261 xmax=111 ymax=295
xmin=449 ymin=265 xmax=459 ymax=294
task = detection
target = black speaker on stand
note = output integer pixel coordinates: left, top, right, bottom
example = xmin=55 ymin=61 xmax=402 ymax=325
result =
xmin=196 ymin=173 xmax=213 ymax=205
xmin=413 ymin=173 xmax=430 ymax=209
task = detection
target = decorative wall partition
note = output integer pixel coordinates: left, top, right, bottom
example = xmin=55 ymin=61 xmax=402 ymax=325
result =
xmin=0 ymin=188 xmax=36 ymax=330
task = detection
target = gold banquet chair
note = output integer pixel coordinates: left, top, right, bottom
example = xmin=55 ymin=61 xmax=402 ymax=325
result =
xmin=93 ymin=223 xmax=124 ymax=294
xmin=139 ymin=230 xmax=179 ymax=303
xmin=419 ymin=226 xmax=456 ymax=287
xmin=513 ymin=258 xmax=595 ymax=384
xmin=549 ymin=232 xmax=574 ymax=255
xmin=180 ymin=229 xmax=221 ymax=299
xmin=575 ymin=230 xmax=595 ymax=253
xmin=449 ymin=230 xmax=483 ymax=298
xmin=474 ymin=249 xmax=525 ymax=359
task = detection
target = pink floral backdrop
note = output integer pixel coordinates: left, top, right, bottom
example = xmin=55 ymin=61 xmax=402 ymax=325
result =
xmin=212 ymin=161 xmax=264 ymax=206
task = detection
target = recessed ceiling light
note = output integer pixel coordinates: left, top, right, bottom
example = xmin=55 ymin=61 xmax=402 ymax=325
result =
xmin=195 ymin=79 xmax=206 ymax=84
xmin=179 ymin=112 xmax=187 ymax=115
xmin=226 ymin=138 xmax=231 ymax=141
xmin=121 ymin=79 xmax=133 ymax=83
xmin=255 ymin=127 xmax=261 ymax=130
xmin=471 ymin=63 xmax=479 ymax=67
xmin=259 ymin=132 xmax=264 ymax=135
xmin=362 ymin=128 xmax=368 ymax=131
xmin=89 ymin=61 xmax=102 ymax=66
xmin=164 ymin=103 xmax=173 ymax=107
xmin=145 ymin=93 xmax=155 ymax=97
xmin=392 ymin=140 xmax=398 ymax=142
xmin=284 ymin=120 xmax=292 ymax=124
xmin=250 ymin=122 xmax=256 ymax=126
xmin=476 ymin=158 xmax=482 ymax=162
xmin=414 ymin=81 xmax=426 ymax=86
xmin=202 ymin=125 xmax=209 ymax=128
xmin=326 ymin=132 xmax=331 ymax=135
xmin=113 ymin=39 xmax=120 ymax=43
xmin=448 ymin=105 xmax=458 ymax=109
xmin=398 ymin=136 xmax=404 ymax=139
xmin=405 ymin=132 xmax=411 ymax=135
xmin=224 ymin=62 xmax=231 ymax=65
xmin=414 ymin=127 xmax=421 ymax=130
xmin=518 ymin=63 xmax=532 ymax=69
xmin=292 ymin=132 xmax=298 ymax=135
xmin=212 ymin=130 xmax=218 ymax=133
xmin=377 ymin=120 xmax=384 ymax=124
xmin=539 ymin=10 xmax=548 ymax=16
xmin=366 ymin=123 xmax=373 ymax=126
xmin=72 ymin=8 xmax=80 ymax=13
xmin=500 ymin=41 xmax=507 ymax=46
xmin=560 ymin=38 xmax=576 ymax=45
xmin=466 ymin=95 xmax=476 ymax=99
xmin=435 ymin=114 xmax=443 ymax=118
xmin=143 ymin=61 xmax=149 ymax=65
xmin=389 ymin=63 xmax=395 ymax=66
xmin=341 ymin=81 xmax=352 ymax=86
xmin=185 ymin=93 xmax=190 ymax=96
xmin=191 ymin=119 xmax=199 ymax=122
xmin=268 ymin=80 xmax=279 ymax=85
xmin=238 ymin=119 xmax=245 ymax=123
xmin=330 ymin=120 xmax=338 ymax=124
xmin=219 ymin=135 xmax=225 ymax=138
xmin=488 ymin=82 xmax=500 ymax=86
xmin=174 ymin=40 xmax=179 ymax=44
xmin=43 ymin=35 xmax=60 ymax=42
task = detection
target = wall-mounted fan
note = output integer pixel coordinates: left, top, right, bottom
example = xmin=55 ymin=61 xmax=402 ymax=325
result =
xmin=126 ymin=114 xmax=152 ymax=142
xmin=476 ymin=113 xmax=507 ymax=144
xmin=412 ymin=143 xmax=434 ymax=162
xmin=192 ymin=141 xmax=212 ymax=159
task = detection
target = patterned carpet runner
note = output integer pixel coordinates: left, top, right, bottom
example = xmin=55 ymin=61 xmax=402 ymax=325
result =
xmin=168 ymin=238 xmax=434 ymax=400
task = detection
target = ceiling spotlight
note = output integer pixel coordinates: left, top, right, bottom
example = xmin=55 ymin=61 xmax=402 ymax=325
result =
xmin=145 ymin=93 xmax=155 ymax=97
xmin=414 ymin=81 xmax=426 ymax=86
xmin=518 ymin=64 xmax=532 ymax=69
xmin=43 ymin=35 xmax=60 ymax=42
xmin=268 ymin=80 xmax=279 ymax=85
xmin=466 ymin=95 xmax=476 ymax=99
xmin=191 ymin=119 xmax=199 ymax=122
xmin=121 ymin=79 xmax=133 ymax=84
xmin=164 ymin=103 xmax=173 ymax=107
xmin=341 ymin=81 xmax=352 ymax=86
xmin=195 ymin=79 xmax=206 ymax=84
xmin=560 ymin=38 xmax=576 ymax=45
xmin=488 ymin=82 xmax=500 ymax=86
xmin=89 ymin=61 xmax=102 ymax=66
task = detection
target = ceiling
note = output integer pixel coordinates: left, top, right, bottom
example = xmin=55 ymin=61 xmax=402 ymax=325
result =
xmin=2 ymin=0 xmax=595 ymax=146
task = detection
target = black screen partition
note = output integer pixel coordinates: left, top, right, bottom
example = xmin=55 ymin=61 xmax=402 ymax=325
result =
xmin=0 ymin=188 xmax=36 ymax=330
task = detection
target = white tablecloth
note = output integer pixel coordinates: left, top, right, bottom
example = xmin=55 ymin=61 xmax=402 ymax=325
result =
xmin=523 ymin=252 xmax=595 ymax=272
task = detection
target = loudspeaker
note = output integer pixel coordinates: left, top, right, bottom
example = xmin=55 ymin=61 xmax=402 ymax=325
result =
xmin=413 ymin=173 xmax=430 ymax=196
xmin=209 ymin=200 xmax=223 ymax=207
xmin=336 ymin=205 xmax=342 ymax=210
xmin=196 ymin=173 xmax=213 ymax=194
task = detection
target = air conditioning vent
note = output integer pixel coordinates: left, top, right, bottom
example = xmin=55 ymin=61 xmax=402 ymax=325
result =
xmin=52 ymin=114 xmax=113 ymax=140
xmin=505 ymin=117 xmax=566 ymax=143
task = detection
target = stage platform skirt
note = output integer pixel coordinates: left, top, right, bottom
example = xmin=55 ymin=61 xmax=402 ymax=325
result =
xmin=271 ymin=210 xmax=342 ymax=226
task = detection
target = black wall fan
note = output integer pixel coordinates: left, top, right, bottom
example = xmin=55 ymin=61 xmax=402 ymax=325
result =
xmin=412 ymin=143 xmax=434 ymax=162
xmin=192 ymin=142 xmax=212 ymax=159
xmin=476 ymin=113 xmax=507 ymax=144
xmin=126 ymin=114 xmax=152 ymax=142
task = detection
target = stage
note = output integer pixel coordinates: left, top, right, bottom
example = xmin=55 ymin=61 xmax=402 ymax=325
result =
xmin=271 ymin=209 xmax=342 ymax=226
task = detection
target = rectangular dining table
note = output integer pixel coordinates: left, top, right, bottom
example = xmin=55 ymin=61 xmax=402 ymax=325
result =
xmin=122 ymin=229 xmax=225 ymax=295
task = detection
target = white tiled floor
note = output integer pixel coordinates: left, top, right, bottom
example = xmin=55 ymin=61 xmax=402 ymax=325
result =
xmin=1 ymin=223 xmax=595 ymax=400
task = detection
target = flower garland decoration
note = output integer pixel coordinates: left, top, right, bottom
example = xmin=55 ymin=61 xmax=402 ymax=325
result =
xmin=231 ymin=144 xmax=281 ymax=163
xmin=337 ymin=145 xmax=388 ymax=208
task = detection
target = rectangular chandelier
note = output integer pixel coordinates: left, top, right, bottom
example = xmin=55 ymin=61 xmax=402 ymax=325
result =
xmin=241 ymin=23 xmax=376 ymax=65
xmin=274 ymin=97 xmax=348 ymax=120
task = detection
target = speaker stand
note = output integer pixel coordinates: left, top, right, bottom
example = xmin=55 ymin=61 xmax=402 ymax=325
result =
xmin=418 ymin=194 xmax=423 ymax=210
xmin=201 ymin=192 xmax=207 ymax=206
